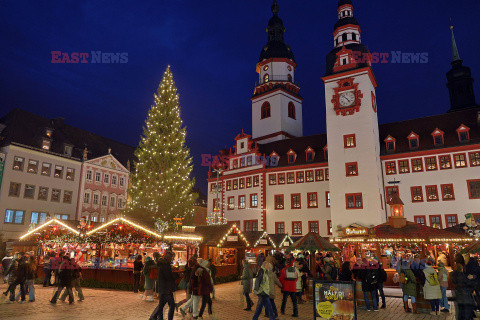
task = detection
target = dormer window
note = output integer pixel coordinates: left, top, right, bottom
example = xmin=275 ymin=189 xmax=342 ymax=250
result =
xmin=384 ymin=135 xmax=396 ymax=152
xmin=42 ymin=139 xmax=51 ymax=150
xmin=64 ymin=145 xmax=73 ymax=156
xmin=407 ymin=132 xmax=419 ymax=150
xmin=305 ymin=147 xmax=315 ymax=162
xmin=270 ymin=151 xmax=279 ymax=166
xmin=431 ymin=128 xmax=444 ymax=147
xmin=240 ymin=142 xmax=245 ymax=149
xmin=287 ymin=149 xmax=296 ymax=164
xmin=456 ymin=124 xmax=470 ymax=143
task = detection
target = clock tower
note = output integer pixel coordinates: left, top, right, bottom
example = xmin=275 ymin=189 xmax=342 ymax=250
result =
xmin=322 ymin=0 xmax=386 ymax=234
xmin=251 ymin=0 xmax=303 ymax=144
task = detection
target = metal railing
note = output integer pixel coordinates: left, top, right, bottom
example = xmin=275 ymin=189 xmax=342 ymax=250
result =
xmin=255 ymin=75 xmax=300 ymax=87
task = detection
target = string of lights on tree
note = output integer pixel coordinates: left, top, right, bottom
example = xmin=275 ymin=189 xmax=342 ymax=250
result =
xmin=127 ymin=66 xmax=198 ymax=231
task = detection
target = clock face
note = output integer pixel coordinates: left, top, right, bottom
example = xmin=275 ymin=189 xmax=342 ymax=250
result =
xmin=339 ymin=91 xmax=355 ymax=107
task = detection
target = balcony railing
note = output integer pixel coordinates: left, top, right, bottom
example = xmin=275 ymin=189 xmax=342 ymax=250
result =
xmin=255 ymin=75 xmax=300 ymax=87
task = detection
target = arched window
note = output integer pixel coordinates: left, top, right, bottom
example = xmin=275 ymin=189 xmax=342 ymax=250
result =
xmin=288 ymin=74 xmax=292 ymax=82
xmin=352 ymin=33 xmax=357 ymax=41
xmin=288 ymin=102 xmax=296 ymax=119
xmin=342 ymin=33 xmax=348 ymax=42
xmin=261 ymin=102 xmax=271 ymax=119
xmin=263 ymin=73 xmax=269 ymax=83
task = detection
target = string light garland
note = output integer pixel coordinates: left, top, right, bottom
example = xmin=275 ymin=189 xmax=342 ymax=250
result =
xmin=217 ymin=224 xmax=250 ymax=247
xmin=253 ymin=231 xmax=277 ymax=249
xmin=86 ymin=217 xmax=162 ymax=238
xmin=20 ymin=219 xmax=80 ymax=240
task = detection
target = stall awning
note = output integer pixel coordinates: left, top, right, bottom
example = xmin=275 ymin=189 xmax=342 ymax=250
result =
xmin=461 ymin=239 xmax=480 ymax=254
xmin=19 ymin=219 xmax=80 ymax=241
xmin=288 ymin=232 xmax=340 ymax=252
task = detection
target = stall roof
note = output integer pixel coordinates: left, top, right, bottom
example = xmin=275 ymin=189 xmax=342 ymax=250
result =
xmin=460 ymin=239 xmax=480 ymax=254
xmin=19 ymin=219 xmax=80 ymax=240
xmin=288 ymin=232 xmax=340 ymax=252
xmin=244 ymin=231 xmax=276 ymax=248
xmin=194 ymin=223 xmax=250 ymax=247
xmin=86 ymin=217 xmax=162 ymax=238
xmin=162 ymin=231 xmax=203 ymax=243
xmin=269 ymin=234 xmax=294 ymax=249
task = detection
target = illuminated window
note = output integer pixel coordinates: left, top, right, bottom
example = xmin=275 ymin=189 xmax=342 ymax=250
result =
xmin=226 ymin=180 xmax=232 ymax=191
xmin=291 ymin=194 xmax=301 ymax=209
xmin=309 ymin=221 xmax=319 ymax=234
xmin=275 ymin=195 xmax=284 ymax=209
xmin=246 ymin=177 xmax=252 ymax=188
xmin=278 ymin=173 xmax=285 ymax=184
xmin=325 ymin=169 xmax=329 ymax=181
xmin=398 ymin=160 xmax=409 ymax=173
xmin=454 ymin=153 xmax=467 ymax=168
xmin=315 ymin=169 xmax=324 ymax=181
xmin=228 ymin=197 xmax=235 ymax=210
xmin=54 ymin=165 xmax=63 ymax=178
xmin=307 ymin=193 xmax=318 ymax=208
xmin=239 ymin=178 xmax=245 ymax=189
xmin=441 ymin=184 xmax=455 ymax=200
xmin=253 ymin=176 xmax=259 ymax=187
xmin=233 ymin=179 xmax=238 ymax=190
xmin=327 ymin=220 xmax=332 ymax=235
xmin=414 ymin=216 xmax=426 ymax=226
xmin=275 ymin=222 xmax=285 ymax=234
xmin=446 ymin=215 xmax=458 ymax=228
xmin=426 ymin=185 xmax=439 ymax=201
xmin=346 ymin=162 xmax=358 ymax=176
xmin=344 ymin=134 xmax=356 ymax=148
xmin=269 ymin=174 xmax=277 ymax=185
xmin=4 ymin=209 xmax=24 ymax=224
xmin=66 ymin=168 xmax=75 ymax=181
xmin=429 ymin=215 xmax=442 ymax=229
xmin=385 ymin=186 xmax=399 ymax=204
xmin=411 ymin=186 xmax=423 ymax=202
xmin=292 ymin=221 xmax=302 ymax=235
xmin=287 ymin=172 xmax=295 ymax=184
xmin=385 ymin=161 xmax=396 ymax=175
xmin=27 ymin=160 xmax=38 ymax=174
xmin=296 ymin=171 xmax=304 ymax=183
xmin=305 ymin=170 xmax=314 ymax=182
xmin=64 ymin=145 xmax=73 ymax=156
xmin=439 ymin=155 xmax=452 ymax=169
xmin=250 ymin=194 xmax=258 ymax=208
xmin=470 ymin=152 xmax=480 ymax=166
xmin=42 ymin=139 xmax=51 ymax=150
xmin=425 ymin=157 xmax=437 ymax=171
xmin=8 ymin=182 xmax=21 ymax=197
xmin=263 ymin=73 xmax=269 ymax=83
xmin=346 ymin=193 xmax=363 ymax=209
xmin=411 ymin=159 xmax=423 ymax=172
xmin=238 ymin=195 xmax=246 ymax=209
xmin=13 ymin=157 xmax=24 ymax=171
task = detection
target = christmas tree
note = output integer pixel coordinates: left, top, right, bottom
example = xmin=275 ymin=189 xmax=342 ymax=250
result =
xmin=128 ymin=66 xmax=197 ymax=232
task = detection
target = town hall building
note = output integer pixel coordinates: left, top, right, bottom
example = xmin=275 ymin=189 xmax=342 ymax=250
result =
xmin=207 ymin=0 xmax=480 ymax=237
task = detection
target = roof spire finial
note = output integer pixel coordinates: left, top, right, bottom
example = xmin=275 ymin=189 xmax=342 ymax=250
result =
xmin=450 ymin=21 xmax=461 ymax=62
xmin=272 ymin=0 xmax=279 ymax=15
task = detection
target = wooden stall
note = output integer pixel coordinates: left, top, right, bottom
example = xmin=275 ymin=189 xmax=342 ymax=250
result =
xmin=196 ymin=223 xmax=249 ymax=278
xmin=244 ymin=231 xmax=277 ymax=255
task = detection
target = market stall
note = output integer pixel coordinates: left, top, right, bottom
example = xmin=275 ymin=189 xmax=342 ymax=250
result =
xmin=269 ymin=234 xmax=294 ymax=252
xmin=244 ymin=231 xmax=276 ymax=254
xmin=196 ymin=223 xmax=249 ymax=278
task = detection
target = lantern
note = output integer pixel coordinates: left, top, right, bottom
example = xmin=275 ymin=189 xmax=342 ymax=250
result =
xmin=389 ymin=192 xmax=404 ymax=217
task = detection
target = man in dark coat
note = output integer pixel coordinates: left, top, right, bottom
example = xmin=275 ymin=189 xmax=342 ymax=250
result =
xmin=359 ymin=260 xmax=379 ymax=311
xmin=50 ymin=256 xmax=74 ymax=304
xmin=150 ymin=251 xmax=178 ymax=320
xmin=4 ymin=253 xmax=27 ymax=303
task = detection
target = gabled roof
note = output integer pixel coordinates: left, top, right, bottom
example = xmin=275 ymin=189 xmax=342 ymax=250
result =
xmin=0 ymin=108 xmax=136 ymax=169
xmin=19 ymin=219 xmax=80 ymax=240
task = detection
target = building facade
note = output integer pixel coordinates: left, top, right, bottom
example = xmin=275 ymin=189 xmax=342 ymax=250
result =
xmin=0 ymin=109 xmax=135 ymax=240
xmin=207 ymin=0 xmax=480 ymax=237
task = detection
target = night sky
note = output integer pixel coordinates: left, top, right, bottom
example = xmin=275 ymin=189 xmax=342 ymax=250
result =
xmin=1 ymin=0 xmax=479 ymax=194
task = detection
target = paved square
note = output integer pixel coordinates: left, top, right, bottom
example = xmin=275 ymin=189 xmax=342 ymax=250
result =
xmin=0 ymin=282 xmax=457 ymax=320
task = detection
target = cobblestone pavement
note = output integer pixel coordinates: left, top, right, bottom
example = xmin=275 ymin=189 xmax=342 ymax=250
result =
xmin=0 ymin=282 xmax=458 ymax=320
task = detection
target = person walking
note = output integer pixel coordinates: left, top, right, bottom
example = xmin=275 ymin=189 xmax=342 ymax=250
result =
xmin=42 ymin=252 xmax=53 ymax=287
xmin=264 ymin=261 xmax=282 ymax=319
xmin=179 ymin=260 xmax=201 ymax=318
xmin=452 ymin=262 xmax=476 ymax=320
xmin=359 ymin=260 xmax=379 ymax=311
xmin=208 ymin=258 xmax=217 ymax=299
xmin=241 ymin=260 xmax=255 ymax=311
xmin=252 ymin=261 xmax=275 ymax=320
xmin=142 ymin=256 xmax=156 ymax=301
xmin=400 ymin=260 xmax=419 ymax=313
xmin=197 ymin=259 xmax=214 ymax=319
xmin=423 ymin=261 xmax=442 ymax=315
xmin=8 ymin=253 xmax=27 ymax=304
xmin=256 ymin=251 xmax=266 ymax=273
xmin=149 ymin=252 xmax=177 ymax=320
xmin=133 ymin=255 xmax=143 ymax=294
xmin=437 ymin=261 xmax=451 ymax=313
xmin=15 ymin=255 xmax=36 ymax=302
xmin=279 ymin=260 xmax=299 ymax=317
xmin=377 ymin=263 xmax=387 ymax=309
xmin=2 ymin=252 xmax=20 ymax=302
xmin=322 ymin=257 xmax=338 ymax=281
xmin=176 ymin=257 xmax=197 ymax=311
xmin=59 ymin=258 xmax=84 ymax=302
xmin=2 ymin=251 xmax=13 ymax=284
xmin=338 ymin=261 xmax=353 ymax=281
xmin=50 ymin=256 xmax=74 ymax=304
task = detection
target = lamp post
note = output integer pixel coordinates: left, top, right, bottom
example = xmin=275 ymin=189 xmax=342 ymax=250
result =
xmin=208 ymin=167 xmax=226 ymax=225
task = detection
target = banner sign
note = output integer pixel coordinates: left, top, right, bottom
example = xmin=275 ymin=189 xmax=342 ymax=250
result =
xmin=258 ymin=239 xmax=268 ymax=245
xmin=226 ymin=235 xmax=238 ymax=242
xmin=313 ymin=281 xmax=357 ymax=320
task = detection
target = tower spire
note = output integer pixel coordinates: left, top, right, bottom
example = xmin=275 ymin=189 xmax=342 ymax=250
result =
xmin=272 ymin=0 xmax=279 ymax=15
xmin=450 ymin=25 xmax=461 ymax=62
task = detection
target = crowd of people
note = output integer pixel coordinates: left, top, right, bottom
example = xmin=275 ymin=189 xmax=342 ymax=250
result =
xmin=1 ymin=251 xmax=37 ymax=303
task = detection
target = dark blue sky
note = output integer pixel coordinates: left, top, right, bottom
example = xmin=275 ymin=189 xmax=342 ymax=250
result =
xmin=1 ymin=0 xmax=479 ymax=194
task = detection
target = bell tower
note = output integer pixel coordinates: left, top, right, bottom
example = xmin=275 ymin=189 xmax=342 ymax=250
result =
xmin=322 ymin=0 xmax=386 ymax=234
xmin=251 ymin=0 xmax=303 ymax=144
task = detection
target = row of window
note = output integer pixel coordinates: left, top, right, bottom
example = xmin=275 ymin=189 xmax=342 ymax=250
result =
xmin=83 ymin=192 xmax=125 ymax=209
xmin=268 ymin=169 xmax=330 ymax=186
xmin=385 ymin=152 xmax=480 ymax=175
xmin=414 ymin=214 xmax=461 ymax=229
xmin=234 ymin=219 xmax=332 ymax=236
xmin=260 ymin=101 xmax=296 ymax=120
xmin=4 ymin=209 xmax=69 ymax=225
xmin=8 ymin=182 xmax=73 ymax=204
xmin=12 ymin=156 xmax=75 ymax=180
xmin=385 ymin=125 xmax=472 ymax=152
xmin=85 ymin=169 xmax=126 ymax=188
